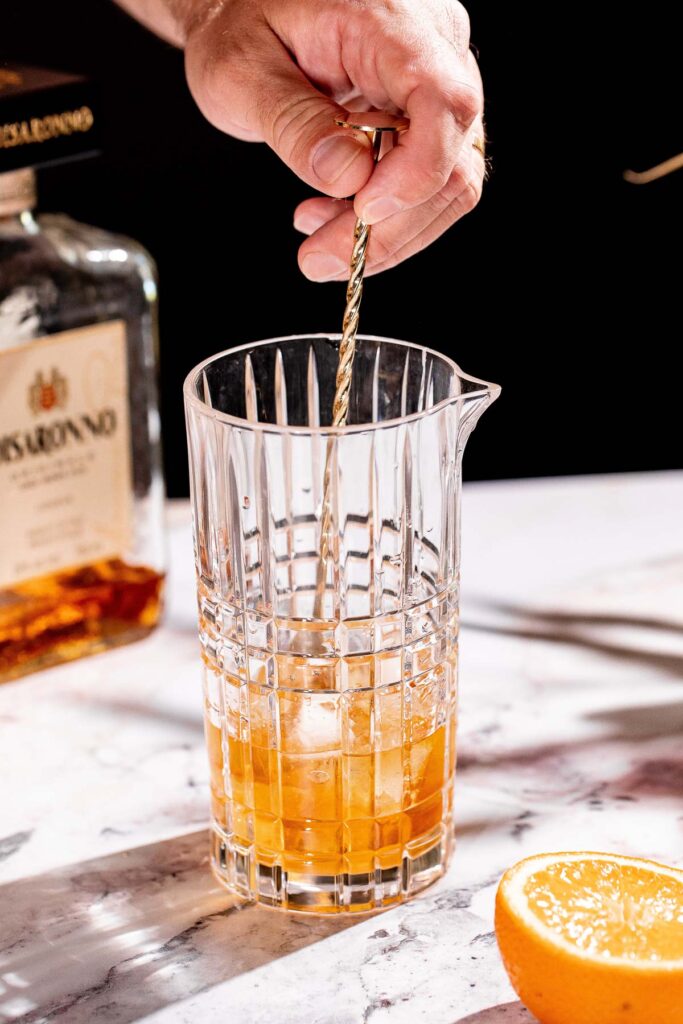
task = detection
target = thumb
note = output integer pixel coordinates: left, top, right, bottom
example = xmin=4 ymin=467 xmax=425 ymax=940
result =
xmin=186 ymin=24 xmax=373 ymax=198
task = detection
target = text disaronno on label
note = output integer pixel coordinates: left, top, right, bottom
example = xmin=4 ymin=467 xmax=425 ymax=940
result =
xmin=0 ymin=409 xmax=119 ymax=464
xmin=0 ymin=106 xmax=94 ymax=150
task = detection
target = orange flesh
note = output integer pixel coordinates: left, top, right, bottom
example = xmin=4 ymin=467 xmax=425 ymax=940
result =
xmin=524 ymin=859 xmax=683 ymax=961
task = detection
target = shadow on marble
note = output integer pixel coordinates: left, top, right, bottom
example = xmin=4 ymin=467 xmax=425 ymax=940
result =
xmin=457 ymin=694 xmax=683 ymax=798
xmin=463 ymin=593 xmax=683 ymax=682
xmin=479 ymin=599 xmax=683 ymax=635
xmin=77 ymin=693 xmax=204 ymax=733
xmin=587 ymin=700 xmax=683 ymax=740
xmin=0 ymin=831 xmax=357 ymax=1024
xmin=604 ymin=752 xmax=683 ymax=799
xmin=455 ymin=1000 xmax=535 ymax=1023
xmin=463 ymin=616 xmax=683 ymax=681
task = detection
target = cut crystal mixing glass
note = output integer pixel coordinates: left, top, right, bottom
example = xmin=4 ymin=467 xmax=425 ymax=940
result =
xmin=184 ymin=334 xmax=499 ymax=913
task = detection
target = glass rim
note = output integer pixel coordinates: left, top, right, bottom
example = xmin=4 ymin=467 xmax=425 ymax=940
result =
xmin=183 ymin=333 xmax=499 ymax=436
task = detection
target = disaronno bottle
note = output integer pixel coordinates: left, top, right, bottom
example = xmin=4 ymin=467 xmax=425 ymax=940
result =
xmin=0 ymin=66 xmax=165 ymax=681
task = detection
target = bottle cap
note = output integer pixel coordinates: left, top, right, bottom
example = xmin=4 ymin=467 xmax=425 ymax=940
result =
xmin=0 ymin=65 xmax=100 ymax=174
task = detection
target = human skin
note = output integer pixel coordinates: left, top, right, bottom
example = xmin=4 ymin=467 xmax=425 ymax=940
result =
xmin=116 ymin=0 xmax=485 ymax=279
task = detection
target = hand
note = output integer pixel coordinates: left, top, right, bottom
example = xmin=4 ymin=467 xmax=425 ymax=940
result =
xmin=182 ymin=0 xmax=484 ymax=280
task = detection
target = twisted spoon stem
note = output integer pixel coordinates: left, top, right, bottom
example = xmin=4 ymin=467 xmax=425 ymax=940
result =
xmin=313 ymin=116 xmax=406 ymax=618
xmin=332 ymin=129 xmax=382 ymax=426
xmin=315 ymin=145 xmax=377 ymax=602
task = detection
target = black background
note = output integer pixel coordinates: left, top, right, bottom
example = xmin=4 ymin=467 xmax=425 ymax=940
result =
xmin=4 ymin=1 xmax=681 ymax=495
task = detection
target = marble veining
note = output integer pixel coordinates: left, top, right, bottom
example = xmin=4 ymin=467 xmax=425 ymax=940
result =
xmin=1 ymin=472 xmax=681 ymax=1023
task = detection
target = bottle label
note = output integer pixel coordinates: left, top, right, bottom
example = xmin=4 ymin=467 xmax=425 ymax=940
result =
xmin=0 ymin=320 xmax=132 ymax=588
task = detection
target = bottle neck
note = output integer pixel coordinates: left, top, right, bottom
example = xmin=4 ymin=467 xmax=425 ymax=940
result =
xmin=0 ymin=168 xmax=37 ymax=221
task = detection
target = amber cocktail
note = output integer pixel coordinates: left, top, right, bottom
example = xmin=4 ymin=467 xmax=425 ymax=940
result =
xmin=185 ymin=334 xmax=498 ymax=913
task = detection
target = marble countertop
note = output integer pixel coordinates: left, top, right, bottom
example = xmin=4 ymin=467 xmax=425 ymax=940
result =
xmin=2 ymin=471 xmax=682 ymax=1024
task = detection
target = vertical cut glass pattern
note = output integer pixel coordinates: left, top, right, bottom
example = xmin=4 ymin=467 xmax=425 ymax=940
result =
xmin=184 ymin=335 xmax=498 ymax=913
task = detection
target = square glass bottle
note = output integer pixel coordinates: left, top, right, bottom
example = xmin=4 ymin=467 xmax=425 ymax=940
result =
xmin=0 ymin=67 xmax=165 ymax=681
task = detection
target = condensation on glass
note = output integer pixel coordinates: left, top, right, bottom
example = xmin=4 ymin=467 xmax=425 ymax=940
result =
xmin=184 ymin=335 xmax=499 ymax=913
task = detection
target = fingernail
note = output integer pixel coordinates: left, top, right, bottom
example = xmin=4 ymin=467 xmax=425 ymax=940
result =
xmin=301 ymin=252 xmax=347 ymax=281
xmin=293 ymin=211 xmax=327 ymax=235
xmin=359 ymin=195 xmax=403 ymax=224
xmin=313 ymin=136 xmax=366 ymax=185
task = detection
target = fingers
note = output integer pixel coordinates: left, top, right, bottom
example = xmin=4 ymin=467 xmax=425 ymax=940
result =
xmin=337 ymin=3 xmax=482 ymax=225
xmin=354 ymin=70 xmax=483 ymax=225
xmin=366 ymin=179 xmax=479 ymax=276
xmin=185 ymin=20 xmax=374 ymax=198
xmin=182 ymin=0 xmax=486 ymax=275
xmin=294 ymin=197 xmax=350 ymax=236
xmin=296 ymin=125 xmax=484 ymax=280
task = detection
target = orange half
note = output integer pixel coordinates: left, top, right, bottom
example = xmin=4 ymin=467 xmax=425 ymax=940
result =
xmin=495 ymin=852 xmax=683 ymax=1024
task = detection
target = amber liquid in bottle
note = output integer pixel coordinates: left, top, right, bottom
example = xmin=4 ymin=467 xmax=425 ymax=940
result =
xmin=0 ymin=559 xmax=164 ymax=681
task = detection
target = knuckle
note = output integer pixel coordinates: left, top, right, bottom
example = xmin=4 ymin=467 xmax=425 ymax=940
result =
xmin=441 ymin=162 xmax=468 ymax=204
xmin=268 ymin=93 xmax=319 ymax=161
xmin=461 ymin=175 xmax=482 ymax=210
xmin=431 ymin=165 xmax=482 ymax=218
xmin=367 ymin=228 xmax=396 ymax=266
xmin=449 ymin=83 xmax=481 ymax=129
xmin=412 ymin=162 xmax=452 ymax=199
xmin=420 ymin=163 xmax=466 ymax=217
